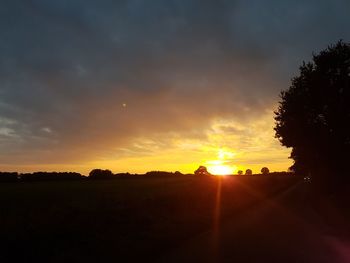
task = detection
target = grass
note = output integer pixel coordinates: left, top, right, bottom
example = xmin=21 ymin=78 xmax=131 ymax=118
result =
xmin=0 ymin=176 xmax=302 ymax=262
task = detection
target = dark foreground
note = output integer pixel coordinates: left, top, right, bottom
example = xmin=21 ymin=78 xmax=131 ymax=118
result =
xmin=0 ymin=176 xmax=349 ymax=262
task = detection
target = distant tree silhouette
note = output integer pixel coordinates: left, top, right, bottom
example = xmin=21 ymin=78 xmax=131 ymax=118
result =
xmin=20 ymin=172 xmax=82 ymax=182
xmin=194 ymin=166 xmax=211 ymax=176
xmin=237 ymin=170 xmax=243 ymax=176
xmin=245 ymin=169 xmax=252 ymax=175
xmin=89 ymin=169 xmax=114 ymax=179
xmin=115 ymin=172 xmax=131 ymax=177
xmin=145 ymin=171 xmax=183 ymax=177
xmin=261 ymin=167 xmax=270 ymax=175
xmin=0 ymin=172 xmax=18 ymax=182
xmin=274 ymin=40 xmax=350 ymax=191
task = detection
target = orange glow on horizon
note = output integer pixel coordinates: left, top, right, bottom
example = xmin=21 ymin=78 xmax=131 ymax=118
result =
xmin=0 ymin=111 xmax=293 ymax=174
xmin=207 ymin=164 xmax=236 ymax=176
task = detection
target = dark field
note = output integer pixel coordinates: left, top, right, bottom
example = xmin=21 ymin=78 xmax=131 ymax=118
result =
xmin=0 ymin=176 xmax=349 ymax=262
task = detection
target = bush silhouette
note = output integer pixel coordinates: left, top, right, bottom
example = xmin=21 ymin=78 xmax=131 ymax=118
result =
xmin=20 ymin=172 xmax=82 ymax=182
xmin=89 ymin=169 xmax=114 ymax=179
xmin=194 ymin=166 xmax=211 ymax=176
xmin=261 ymin=167 xmax=270 ymax=175
xmin=245 ymin=169 xmax=253 ymax=176
xmin=0 ymin=172 xmax=18 ymax=182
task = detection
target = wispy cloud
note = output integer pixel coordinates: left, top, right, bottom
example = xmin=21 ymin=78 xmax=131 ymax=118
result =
xmin=0 ymin=0 xmax=349 ymax=172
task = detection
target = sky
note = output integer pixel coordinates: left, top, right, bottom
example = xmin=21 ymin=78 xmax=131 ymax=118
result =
xmin=1 ymin=0 xmax=350 ymax=174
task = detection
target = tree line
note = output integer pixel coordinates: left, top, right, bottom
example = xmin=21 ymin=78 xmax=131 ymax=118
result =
xmin=0 ymin=168 xmax=293 ymax=182
xmin=0 ymin=170 xmax=185 ymax=182
xmin=194 ymin=166 xmax=288 ymax=176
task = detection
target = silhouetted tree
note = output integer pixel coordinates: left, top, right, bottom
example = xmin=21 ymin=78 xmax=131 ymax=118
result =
xmin=245 ymin=169 xmax=252 ymax=175
xmin=261 ymin=167 xmax=270 ymax=175
xmin=237 ymin=170 xmax=243 ymax=176
xmin=274 ymin=41 xmax=350 ymax=191
xmin=89 ymin=169 xmax=114 ymax=179
xmin=194 ymin=166 xmax=211 ymax=176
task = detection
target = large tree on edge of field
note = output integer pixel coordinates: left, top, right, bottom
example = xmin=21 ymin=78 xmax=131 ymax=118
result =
xmin=274 ymin=41 xmax=350 ymax=190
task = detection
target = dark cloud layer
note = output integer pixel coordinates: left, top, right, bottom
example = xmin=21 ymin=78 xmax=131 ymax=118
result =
xmin=1 ymin=0 xmax=350 ymax=168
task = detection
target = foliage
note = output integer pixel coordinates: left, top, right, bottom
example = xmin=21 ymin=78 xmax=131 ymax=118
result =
xmin=88 ymin=169 xmax=114 ymax=179
xmin=245 ymin=169 xmax=253 ymax=175
xmin=20 ymin=172 xmax=82 ymax=182
xmin=0 ymin=172 xmax=18 ymax=182
xmin=194 ymin=166 xmax=211 ymax=176
xmin=274 ymin=40 xmax=350 ymax=189
xmin=145 ymin=171 xmax=184 ymax=177
xmin=261 ymin=167 xmax=270 ymax=175
xmin=0 ymin=176 xmax=301 ymax=262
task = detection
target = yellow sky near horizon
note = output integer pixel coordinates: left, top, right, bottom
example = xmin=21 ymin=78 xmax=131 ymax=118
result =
xmin=0 ymin=109 xmax=292 ymax=175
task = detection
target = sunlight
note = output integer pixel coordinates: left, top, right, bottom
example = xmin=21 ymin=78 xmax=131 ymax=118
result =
xmin=206 ymin=148 xmax=237 ymax=176
xmin=207 ymin=164 xmax=236 ymax=176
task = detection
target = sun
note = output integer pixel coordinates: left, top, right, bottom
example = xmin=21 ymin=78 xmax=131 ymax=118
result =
xmin=207 ymin=165 xmax=235 ymax=176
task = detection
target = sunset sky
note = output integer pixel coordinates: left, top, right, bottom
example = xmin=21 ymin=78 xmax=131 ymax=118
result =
xmin=1 ymin=1 xmax=350 ymax=174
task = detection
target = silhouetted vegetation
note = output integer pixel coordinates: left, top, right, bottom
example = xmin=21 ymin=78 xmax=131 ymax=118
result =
xmin=245 ymin=169 xmax=253 ymax=175
xmin=261 ymin=167 xmax=270 ymax=175
xmin=0 ymin=172 xmax=18 ymax=182
xmin=275 ymin=40 xmax=350 ymax=192
xmin=115 ymin=172 xmax=132 ymax=177
xmin=20 ymin=172 xmax=83 ymax=182
xmin=145 ymin=171 xmax=184 ymax=177
xmin=268 ymin=171 xmax=294 ymax=176
xmin=0 ymin=170 xmax=344 ymax=262
xmin=0 ymin=175 xmax=303 ymax=262
xmin=88 ymin=169 xmax=114 ymax=179
xmin=194 ymin=166 xmax=211 ymax=176
xmin=0 ymin=169 xmax=296 ymax=183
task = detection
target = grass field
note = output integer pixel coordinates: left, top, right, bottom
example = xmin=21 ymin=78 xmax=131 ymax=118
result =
xmin=0 ymin=175 xmax=305 ymax=262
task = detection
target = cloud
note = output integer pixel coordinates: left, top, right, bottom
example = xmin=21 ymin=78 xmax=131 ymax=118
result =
xmin=0 ymin=0 xmax=349 ymax=172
